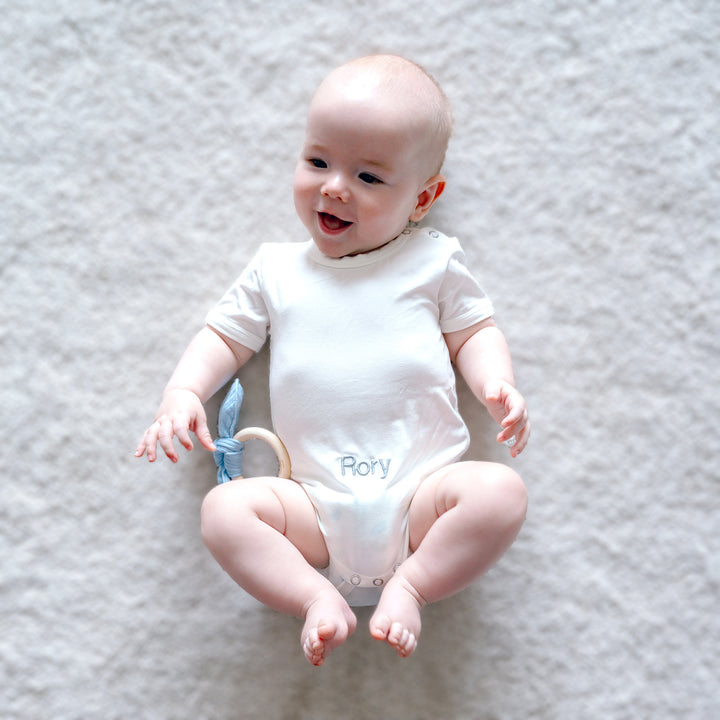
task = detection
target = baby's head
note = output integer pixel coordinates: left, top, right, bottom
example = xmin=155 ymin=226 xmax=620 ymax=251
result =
xmin=294 ymin=55 xmax=453 ymax=258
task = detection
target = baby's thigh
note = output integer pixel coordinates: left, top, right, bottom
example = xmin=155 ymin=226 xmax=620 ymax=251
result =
xmin=407 ymin=461 xmax=526 ymax=551
xmin=201 ymin=477 xmax=329 ymax=568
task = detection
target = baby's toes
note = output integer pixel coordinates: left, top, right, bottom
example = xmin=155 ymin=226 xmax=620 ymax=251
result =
xmin=388 ymin=622 xmax=417 ymax=658
xmin=399 ymin=632 xmax=417 ymax=657
xmin=369 ymin=613 xmax=392 ymax=641
xmin=303 ymin=630 xmax=324 ymax=666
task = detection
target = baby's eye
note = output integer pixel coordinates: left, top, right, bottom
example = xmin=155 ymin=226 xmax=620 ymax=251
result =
xmin=359 ymin=172 xmax=383 ymax=185
xmin=309 ymin=158 xmax=327 ymax=169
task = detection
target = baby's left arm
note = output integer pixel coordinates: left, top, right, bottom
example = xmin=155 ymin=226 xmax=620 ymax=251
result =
xmin=445 ymin=319 xmax=530 ymax=457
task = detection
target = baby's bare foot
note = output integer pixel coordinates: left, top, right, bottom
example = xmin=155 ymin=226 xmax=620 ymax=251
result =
xmin=301 ymin=588 xmax=357 ymax=666
xmin=369 ymin=575 xmax=425 ymax=658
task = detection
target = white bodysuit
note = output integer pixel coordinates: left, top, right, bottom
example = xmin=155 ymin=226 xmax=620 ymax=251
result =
xmin=206 ymin=226 xmax=494 ymax=605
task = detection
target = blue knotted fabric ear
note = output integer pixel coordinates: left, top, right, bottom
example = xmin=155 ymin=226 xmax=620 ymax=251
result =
xmin=213 ymin=379 xmax=245 ymax=484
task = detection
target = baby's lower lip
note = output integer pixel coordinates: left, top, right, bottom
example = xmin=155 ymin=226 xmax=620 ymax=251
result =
xmin=318 ymin=212 xmax=352 ymax=234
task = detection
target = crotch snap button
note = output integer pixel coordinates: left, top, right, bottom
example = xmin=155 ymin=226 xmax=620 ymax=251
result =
xmin=350 ymin=574 xmax=361 ymax=586
xmin=373 ymin=578 xmax=384 ymax=586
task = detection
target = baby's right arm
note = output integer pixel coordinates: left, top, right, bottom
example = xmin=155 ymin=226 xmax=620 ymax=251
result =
xmin=135 ymin=326 xmax=254 ymax=463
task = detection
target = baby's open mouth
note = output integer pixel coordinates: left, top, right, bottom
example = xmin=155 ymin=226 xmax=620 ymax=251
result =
xmin=318 ymin=212 xmax=353 ymax=233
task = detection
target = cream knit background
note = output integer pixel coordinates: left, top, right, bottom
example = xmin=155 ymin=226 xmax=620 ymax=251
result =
xmin=2 ymin=2 xmax=718 ymax=718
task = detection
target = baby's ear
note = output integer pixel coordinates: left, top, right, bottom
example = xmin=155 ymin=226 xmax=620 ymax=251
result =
xmin=410 ymin=175 xmax=446 ymax=222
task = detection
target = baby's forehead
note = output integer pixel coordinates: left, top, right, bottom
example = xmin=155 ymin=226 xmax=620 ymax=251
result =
xmin=310 ymin=69 xmax=437 ymax=132
xmin=305 ymin=89 xmax=432 ymax=155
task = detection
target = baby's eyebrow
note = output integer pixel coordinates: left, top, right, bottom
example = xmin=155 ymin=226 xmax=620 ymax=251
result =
xmin=303 ymin=142 xmax=327 ymax=155
xmin=302 ymin=142 xmax=392 ymax=172
xmin=359 ymin=157 xmax=392 ymax=171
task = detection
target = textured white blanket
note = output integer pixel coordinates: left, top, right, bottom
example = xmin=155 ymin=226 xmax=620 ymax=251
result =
xmin=2 ymin=1 xmax=718 ymax=718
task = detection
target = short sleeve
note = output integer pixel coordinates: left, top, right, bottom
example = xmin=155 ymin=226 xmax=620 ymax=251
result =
xmin=438 ymin=241 xmax=494 ymax=333
xmin=205 ymin=248 xmax=270 ymax=352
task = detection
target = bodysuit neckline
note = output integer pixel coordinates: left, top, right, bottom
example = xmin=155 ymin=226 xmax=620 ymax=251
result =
xmin=307 ymin=227 xmax=416 ymax=268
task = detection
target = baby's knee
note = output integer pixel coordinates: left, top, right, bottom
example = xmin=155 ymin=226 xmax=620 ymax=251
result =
xmin=463 ymin=462 xmax=527 ymax=530
xmin=487 ymin=464 xmax=528 ymax=528
xmin=200 ymin=481 xmax=263 ymax=550
xmin=200 ymin=485 xmax=230 ymax=550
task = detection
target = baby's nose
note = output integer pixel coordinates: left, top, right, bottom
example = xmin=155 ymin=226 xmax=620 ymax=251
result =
xmin=322 ymin=173 xmax=350 ymax=202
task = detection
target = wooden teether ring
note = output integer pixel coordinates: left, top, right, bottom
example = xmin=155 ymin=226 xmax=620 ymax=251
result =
xmin=232 ymin=427 xmax=292 ymax=480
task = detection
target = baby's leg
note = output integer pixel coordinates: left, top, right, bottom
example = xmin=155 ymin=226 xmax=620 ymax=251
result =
xmin=370 ymin=461 xmax=527 ymax=657
xmin=201 ymin=477 xmax=356 ymax=666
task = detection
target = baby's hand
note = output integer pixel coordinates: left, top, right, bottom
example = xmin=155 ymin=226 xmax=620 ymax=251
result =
xmin=482 ymin=378 xmax=530 ymax=457
xmin=135 ymin=389 xmax=216 ymax=463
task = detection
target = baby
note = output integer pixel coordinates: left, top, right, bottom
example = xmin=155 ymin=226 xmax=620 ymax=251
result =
xmin=136 ymin=54 xmax=530 ymax=666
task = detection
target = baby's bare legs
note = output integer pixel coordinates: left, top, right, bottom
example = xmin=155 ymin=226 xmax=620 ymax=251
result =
xmin=201 ymin=478 xmax=356 ymax=666
xmin=369 ymin=461 xmax=527 ymax=657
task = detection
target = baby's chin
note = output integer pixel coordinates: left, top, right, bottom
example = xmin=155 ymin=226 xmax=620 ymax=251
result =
xmin=312 ymin=237 xmax=354 ymax=258
xmin=312 ymin=232 xmax=401 ymax=259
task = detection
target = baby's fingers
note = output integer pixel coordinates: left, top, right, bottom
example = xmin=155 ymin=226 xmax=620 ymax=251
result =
xmin=135 ymin=422 xmax=162 ymax=462
xmin=503 ymin=391 xmax=528 ymax=423
xmin=194 ymin=419 xmax=217 ymax=453
xmin=156 ymin=418 xmax=181 ymax=462
xmin=512 ymin=422 xmax=530 ymax=456
xmin=498 ymin=403 xmax=527 ymax=438
xmin=173 ymin=420 xmax=195 ymax=453
xmin=497 ymin=403 xmax=529 ymax=453
xmin=134 ymin=439 xmax=149 ymax=459
xmin=500 ymin=420 xmax=530 ymax=457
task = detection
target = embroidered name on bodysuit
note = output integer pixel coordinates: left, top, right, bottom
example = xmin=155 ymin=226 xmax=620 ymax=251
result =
xmin=339 ymin=456 xmax=391 ymax=479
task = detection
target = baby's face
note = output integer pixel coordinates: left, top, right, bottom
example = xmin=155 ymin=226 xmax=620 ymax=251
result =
xmin=294 ymin=77 xmax=439 ymax=258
